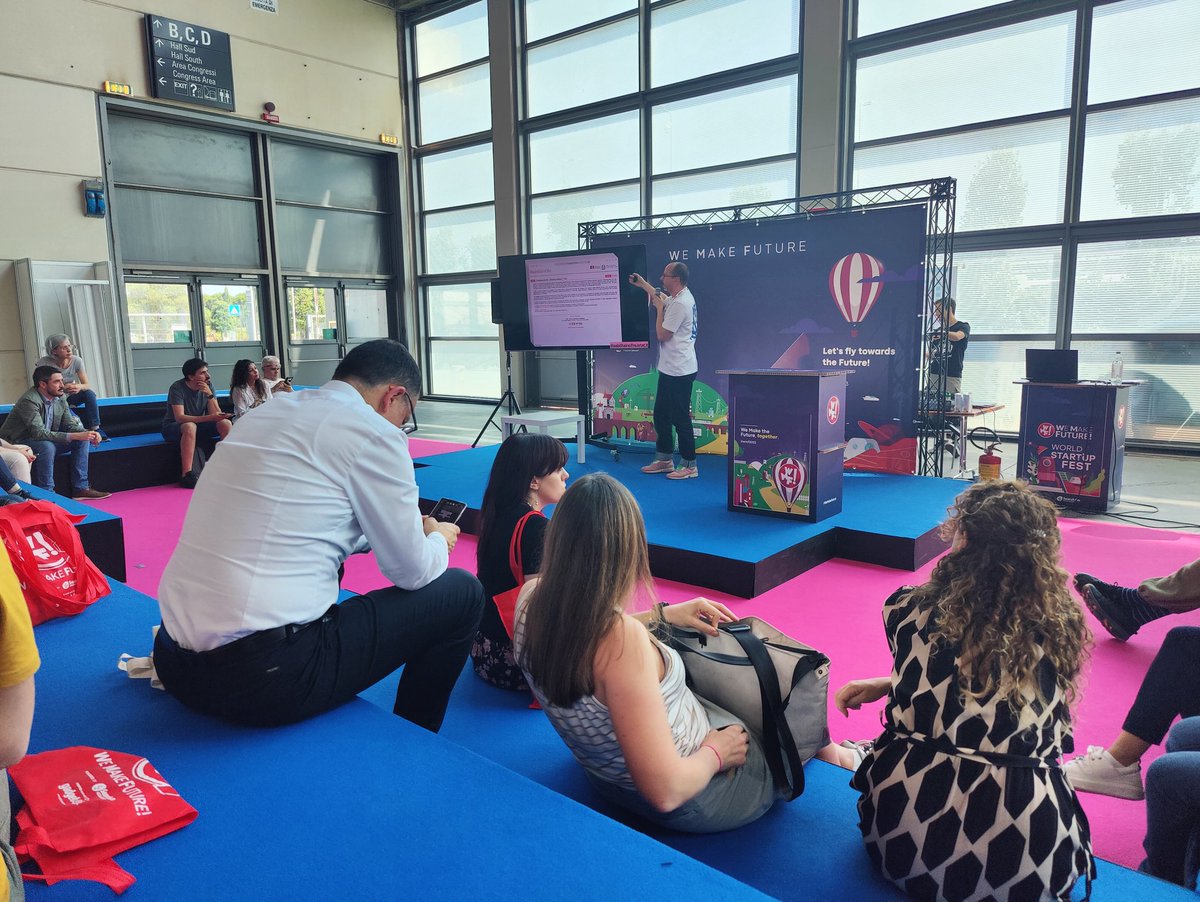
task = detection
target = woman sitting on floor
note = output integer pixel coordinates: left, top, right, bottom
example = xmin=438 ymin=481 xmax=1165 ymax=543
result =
xmin=472 ymin=432 xmax=569 ymax=690
xmin=229 ymin=359 xmax=271 ymax=419
xmin=513 ymin=472 xmax=782 ymax=833
xmin=836 ymin=480 xmax=1095 ymax=900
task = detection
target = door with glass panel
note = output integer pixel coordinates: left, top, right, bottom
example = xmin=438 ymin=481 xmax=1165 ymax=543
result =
xmin=125 ymin=275 xmax=265 ymax=394
xmin=284 ymin=279 xmax=392 ymax=386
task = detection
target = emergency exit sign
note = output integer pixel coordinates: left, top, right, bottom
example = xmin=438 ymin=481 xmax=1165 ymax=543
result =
xmin=145 ymin=14 xmax=235 ymax=112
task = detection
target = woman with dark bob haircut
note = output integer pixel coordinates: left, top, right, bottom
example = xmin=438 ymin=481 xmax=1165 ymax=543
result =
xmin=836 ymin=480 xmax=1095 ymax=900
xmin=514 ymin=472 xmax=785 ymax=832
xmin=472 ymin=432 xmax=569 ymax=690
xmin=229 ymin=358 xmax=270 ymax=419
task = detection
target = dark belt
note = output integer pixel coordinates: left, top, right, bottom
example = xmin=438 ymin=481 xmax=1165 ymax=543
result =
xmin=878 ymin=727 xmax=1058 ymax=769
xmin=160 ymin=608 xmax=335 ymax=665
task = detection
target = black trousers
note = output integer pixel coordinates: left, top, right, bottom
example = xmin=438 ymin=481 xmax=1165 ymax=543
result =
xmin=1123 ymin=627 xmax=1200 ymax=745
xmin=153 ymin=568 xmax=484 ymax=732
xmin=653 ymin=371 xmax=697 ymax=461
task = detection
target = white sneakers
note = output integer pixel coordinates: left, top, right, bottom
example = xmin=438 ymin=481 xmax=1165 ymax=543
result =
xmin=1062 ymin=745 xmax=1144 ymax=800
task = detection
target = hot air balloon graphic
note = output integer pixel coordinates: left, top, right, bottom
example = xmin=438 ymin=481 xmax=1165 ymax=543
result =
xmin=772 ymin=456 xmax=808 ymax=513
xmin=829 ymin=253 xmax=884 ymax=336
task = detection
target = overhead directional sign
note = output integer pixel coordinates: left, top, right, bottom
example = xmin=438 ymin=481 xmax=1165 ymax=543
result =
xmin=145 ymin=14 xmax=235 ymax=112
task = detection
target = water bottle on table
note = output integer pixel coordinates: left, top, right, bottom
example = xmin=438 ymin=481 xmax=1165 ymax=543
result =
xmin=1110 ymin=351 xmax=1124 ymax=384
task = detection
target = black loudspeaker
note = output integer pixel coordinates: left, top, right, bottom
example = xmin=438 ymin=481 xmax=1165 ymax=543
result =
xmin=490 ymin=278 xmax=503 ymax=325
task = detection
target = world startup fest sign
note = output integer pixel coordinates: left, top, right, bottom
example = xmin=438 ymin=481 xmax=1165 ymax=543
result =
xmin=145 ymin=14 xmax=235 ymax=113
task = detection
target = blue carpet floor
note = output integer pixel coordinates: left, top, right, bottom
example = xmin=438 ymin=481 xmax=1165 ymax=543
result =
xmin=20 ymin=582 xmax=766 ymax=901
xmin=360 ymin=667 xmax=1192 ymax=901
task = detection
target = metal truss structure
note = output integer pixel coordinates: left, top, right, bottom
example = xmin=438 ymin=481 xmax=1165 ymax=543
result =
xmin=578 ymin=178 xmax=957 ymax=477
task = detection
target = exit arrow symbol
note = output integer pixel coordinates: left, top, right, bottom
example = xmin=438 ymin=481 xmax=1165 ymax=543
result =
xmin=158 ymin=76 xmax=166 ymax=85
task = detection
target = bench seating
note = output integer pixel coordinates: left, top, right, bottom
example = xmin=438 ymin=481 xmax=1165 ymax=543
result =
xmin=19 ymin=578 xmax=1192 ymax=900
xmin=15 ymin=485 xmax=125 ymax=582
xmin=1 ymin=394 xmax=232 ymax=494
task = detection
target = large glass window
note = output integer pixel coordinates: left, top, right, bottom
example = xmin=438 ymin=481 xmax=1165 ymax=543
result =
xmin=412 ymin=1 xmax=499 ymax=399
xmin=526 ymin=18 xmax=639 ymax=117
xmin=524 ymin=0 xmax=634 ymax=43
xmin=650 ymin=0 xmax=801 ymax=87
xmin=126 ymin=282 xmax=191 ymax=345
xmin=287 ymin=286 xmax=337 ymax=343
xmin=854 ymin=15 xmax=1075 ymax=142
xmin=201 ymin=283 xmax=261 ymax=344
xmin=850 ymin=0 xmax=1200 ymax=450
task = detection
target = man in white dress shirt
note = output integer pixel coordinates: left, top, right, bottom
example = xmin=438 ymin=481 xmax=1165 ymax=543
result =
xmin=153 ymin=340 xmax=485 ymax=732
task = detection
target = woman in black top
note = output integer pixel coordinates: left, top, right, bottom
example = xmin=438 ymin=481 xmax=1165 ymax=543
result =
xmin=473 ymin=432 xmax=569 ymax=690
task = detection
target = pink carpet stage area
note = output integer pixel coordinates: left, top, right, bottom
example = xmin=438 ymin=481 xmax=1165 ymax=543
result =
xmin=81 ymin=437 xmax=1200 ymax=872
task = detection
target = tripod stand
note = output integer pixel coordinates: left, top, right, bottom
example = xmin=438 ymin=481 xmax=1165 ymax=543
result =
xmin=473 ymin=350 xmax=522 ymax=447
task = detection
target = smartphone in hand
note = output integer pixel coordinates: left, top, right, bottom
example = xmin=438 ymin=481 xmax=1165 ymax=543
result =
xmin=428 ymin=498 xmax=467 ymax=524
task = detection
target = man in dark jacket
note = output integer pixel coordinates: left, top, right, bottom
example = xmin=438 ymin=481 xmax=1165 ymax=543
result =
xmin=0 ymin=366 xmax=110 ymax=499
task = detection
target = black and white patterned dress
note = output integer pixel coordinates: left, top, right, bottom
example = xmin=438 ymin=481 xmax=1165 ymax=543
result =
xmin=852 ymin=589 xmax=1095 ymax=902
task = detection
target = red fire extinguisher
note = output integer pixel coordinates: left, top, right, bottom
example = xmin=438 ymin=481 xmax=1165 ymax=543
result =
xmin=979 ymin=443 xmax=1002 ymax=481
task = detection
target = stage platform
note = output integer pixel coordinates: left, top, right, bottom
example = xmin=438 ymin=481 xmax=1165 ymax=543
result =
xmin=415 ymin=443 xmax=961 ymax=597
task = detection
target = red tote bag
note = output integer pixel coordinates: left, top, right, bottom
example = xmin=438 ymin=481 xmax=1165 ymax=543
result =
xmin=491 ymin=510 xmax=542 ymax=640
xmin=0 ymin=499 xmax=110 ymax=625
xmin=9 ymin=746 xmax=199 ymax=893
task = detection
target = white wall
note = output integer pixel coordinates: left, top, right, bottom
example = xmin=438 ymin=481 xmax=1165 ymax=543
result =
xmin=0 ymin=0 xmax=402 ymax=399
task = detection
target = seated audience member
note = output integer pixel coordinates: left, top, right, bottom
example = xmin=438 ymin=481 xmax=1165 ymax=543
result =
xmin=514 ymin=472 xmax=784 ymax=833
xmin=473 ymin=432 xmax=569 ymax=691
xmin=229 ymin=359 xmax=271 ymax=419
xmin=0 ymin=366 xmax=110 ymax=500
xmin=1140 ymin=718 xmax=1200 ymax=888
xmin=836 ymin=480 xmax=1094 ymax=900
xmin=0 ymin=454 xmax=33 ymax=504
xmin=153 ymin=339 xmax=485 ymax=732
xmin=0 ymin=439 xmax=35 ymax=485
xmin=1064 ymin=626 xmax=1200 ymax=802
xmin=36 ymin=333 xmax=103 ymax=436
xmin=1074 ymin=560 xmax=1199 ymax=641
xmin=1 ymin=544 xmax=40 ymax=902
xmin=260 ymin=355 xmax=293 ymax=394
xmin=163 ymin=358 xmax=234 ymax=488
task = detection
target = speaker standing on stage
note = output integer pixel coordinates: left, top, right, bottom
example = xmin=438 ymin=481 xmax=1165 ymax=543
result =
xmin=929 ymin=296 xmax=970 ymax=395
xmin=629 ymin=263 xmax=699 ymax=480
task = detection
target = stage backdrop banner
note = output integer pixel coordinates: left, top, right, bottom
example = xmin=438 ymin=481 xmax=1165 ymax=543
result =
xmin=591 ymin=204 xmax=928 ymax=474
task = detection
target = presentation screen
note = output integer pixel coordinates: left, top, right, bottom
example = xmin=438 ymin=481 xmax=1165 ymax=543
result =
xmin=497 ymin=245 xmax=649 ymax=351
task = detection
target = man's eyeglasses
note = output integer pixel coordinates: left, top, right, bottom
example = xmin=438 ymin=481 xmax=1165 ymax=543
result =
xmin=400 ymin=392 xmax=418 ymax=435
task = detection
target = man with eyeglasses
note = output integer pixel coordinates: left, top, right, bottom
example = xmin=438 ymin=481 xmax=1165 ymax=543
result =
xmin=153 ymin=339 xmax=484 ymax=733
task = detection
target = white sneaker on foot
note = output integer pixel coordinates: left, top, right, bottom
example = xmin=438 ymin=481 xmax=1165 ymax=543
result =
xmin=1062 ymin=745 xmax=1144 ymax=800
xmin=667 ymin=464 xmax=698 ymax=480
xmin=641 ymin=459 xmax=675 ymax=474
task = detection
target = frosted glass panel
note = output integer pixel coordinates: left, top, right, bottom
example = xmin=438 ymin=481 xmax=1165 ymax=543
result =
xmin=109 ymin=115 xmax=255 ymax=196
xmin=526 ymin=18 xmax=639 ymax=117
xmin=949 ymin=247 xmax=1061 ymax=334
xmin=855 ymin=15 xmax=1074 ymax=141
xmin=419 ymin=63 xmax=491 ymax=144
xmin=524 ymin=0 xmax=634 ymax=42
xmin=530 ymin=185 xmax=640 ymax=252
xmin=272 ymin=142 xmax=387 ymax=211
xmin=1072 ymin=237 xmax=1200 ymax=334
xmin=856 ymin=0 xmax=996 ymax=37
xmin=528 ymin=112 xmax=639 ymax=194
xmin=1089 ymin=0 xmax=1200 ymax=104
xmin=424 ymin=205 xmax=497 ymax=274
xmin=854 ymin=118 xmax=1070 ymax=231
xmin=276 ymin=206 xmax=387 ymax=275
xmin=652 ymin=160 xmax=795 ymax=215
xmin=1080 ymin=97 xmax=1200 ymax=221
xmin=650 ymin=0 xmax=800 ymax=87
xmin=652 ymin=76 xmax=797 ymax=174
xmin=414 ymin=1 xmax=488 ymax=77
xmin=429 ymin=340 xmax=501 ymax=398
xmin=116 ymin=189 xmax=261 ymax=268
xmin=427 ymin=283 xmax=497 ymax=337
xmin=421 ymin=143 xmax=495 ymax=210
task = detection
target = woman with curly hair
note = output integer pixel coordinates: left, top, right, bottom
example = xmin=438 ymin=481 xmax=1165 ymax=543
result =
xmin=229 ymin=359 xmax=271 ymax=419
xmin=836 ymin=480 xmax=1095 ymax=901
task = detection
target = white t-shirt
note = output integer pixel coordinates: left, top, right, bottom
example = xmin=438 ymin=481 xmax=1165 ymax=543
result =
xmin=657 ymin=287 xmax=697 ymax=377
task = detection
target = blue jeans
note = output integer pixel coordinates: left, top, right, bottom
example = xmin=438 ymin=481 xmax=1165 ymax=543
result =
xmin=1142 ymin=717 xmax=1200 ymax=888
xmin=68 ymin=389 xmax=100 ymax=430
xmin=0 ymin=455 xmax=20 ymax=492
xmin=28 ymin=439 xmax=91 ymax=492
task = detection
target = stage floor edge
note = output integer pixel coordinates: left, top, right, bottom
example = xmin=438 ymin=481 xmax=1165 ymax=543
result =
xmin=415 ymin=444 xmax=960 ymax=598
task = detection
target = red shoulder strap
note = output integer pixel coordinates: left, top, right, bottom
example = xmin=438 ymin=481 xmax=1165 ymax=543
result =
xmin=507 ymin=510 xmax=542 ymax=586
